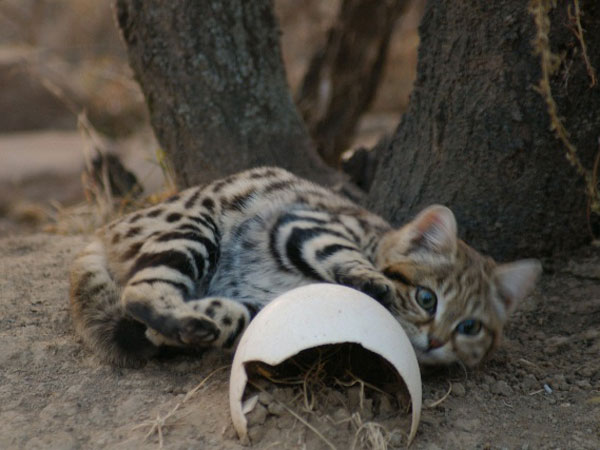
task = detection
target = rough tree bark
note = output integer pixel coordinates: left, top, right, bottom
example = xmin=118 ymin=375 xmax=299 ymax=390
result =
xmin=295 ymin=0 xmax=408 ymax=167
xmin=367 ymin=0 xmax=600 ymax=259
xmin=115 ymin=0 xmax=599 ymax=259
xmin=114 ymin=0 xmax=334 ymax=186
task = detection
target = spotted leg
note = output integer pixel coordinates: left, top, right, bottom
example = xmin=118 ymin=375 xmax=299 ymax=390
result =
xmin=270 ymin=210 xmax=397 ymax=306
xmin=143 ymin=297 xmax=253 ymax=350
xmin=120 ymin=207 xmax=224 ymax=348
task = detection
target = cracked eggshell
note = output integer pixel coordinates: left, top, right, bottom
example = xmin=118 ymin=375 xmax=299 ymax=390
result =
xmin=229 ymin=283 xmax=422 ymax=445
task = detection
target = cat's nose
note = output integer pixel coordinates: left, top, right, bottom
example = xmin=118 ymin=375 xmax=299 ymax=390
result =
xmin=428 ymin=336 xmax=444 ymax=350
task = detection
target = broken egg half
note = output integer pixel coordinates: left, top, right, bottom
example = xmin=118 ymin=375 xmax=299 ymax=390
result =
xmin=229 ymin=283 xmax=422 ymax=445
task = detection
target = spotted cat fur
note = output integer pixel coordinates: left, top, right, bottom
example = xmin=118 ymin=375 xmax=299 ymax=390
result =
xmin=70 ymin=167 xmax=541 ymax=367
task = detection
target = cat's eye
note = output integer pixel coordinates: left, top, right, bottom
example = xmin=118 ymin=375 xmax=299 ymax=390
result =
xmin=456 ymin=319 xmax=482 ymax=336
xmin=415 ymin=287 xmax=437 ymax=315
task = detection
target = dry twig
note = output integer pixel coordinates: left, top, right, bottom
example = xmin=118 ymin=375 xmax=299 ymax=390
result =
xmin=425 ymin=382 xmax=452 ymax=409
xmin=132 ymin=365 xmax=229 ymax=448
xmin=567 ymin=0 xmax=597 ymax=87
xmin=529 ymin=0 xmax=600 ymax=215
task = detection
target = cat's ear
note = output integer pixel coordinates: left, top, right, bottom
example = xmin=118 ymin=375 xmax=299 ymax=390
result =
xmin=409 ymin=205 xmax=457 ymax=254
xmin=493 ymin=259 xmax=542 ymax=319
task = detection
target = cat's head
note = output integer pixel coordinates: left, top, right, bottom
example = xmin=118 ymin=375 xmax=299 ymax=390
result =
xmin=376 ymin=205 xmax=541 ymax=367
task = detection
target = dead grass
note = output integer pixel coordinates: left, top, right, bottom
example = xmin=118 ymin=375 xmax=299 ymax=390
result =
xmin=126 ymin=345 xmax=411 ymax=450
xmin=243 ymin=344 xmax=412 ymax=450
xmin=249 ymin=380 xmax=339 ymax=450
xmin=351 ymin=417 xmax=390 ymax=450
xmin=424 ymin=381 xmax=452 ymax=409
xmin=132 ymin=365 xmax=230 ymax=449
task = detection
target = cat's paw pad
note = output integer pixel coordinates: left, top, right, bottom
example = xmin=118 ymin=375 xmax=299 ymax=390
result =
xmin=336 ymin=271 xmax=395 ymax=307
xmin=178 ymin=316 xmax=220 ymax=345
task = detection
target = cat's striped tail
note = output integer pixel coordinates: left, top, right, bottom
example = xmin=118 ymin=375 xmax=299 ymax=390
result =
xmin=69 ymin=240 xmax=158 ymax=367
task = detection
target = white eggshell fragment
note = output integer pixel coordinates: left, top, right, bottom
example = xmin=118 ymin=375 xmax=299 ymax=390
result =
xmin=229 ymin=283 xmax=422 ymax=445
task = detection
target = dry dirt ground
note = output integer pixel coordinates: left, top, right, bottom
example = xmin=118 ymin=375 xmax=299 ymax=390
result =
xmin=11 ymin=2 xmax=597 ymax=447
xmin=1 ymin=230 xmax=599 ymax=449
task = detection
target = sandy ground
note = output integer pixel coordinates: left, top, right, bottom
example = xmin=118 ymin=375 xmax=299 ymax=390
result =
xmin=10 ymin=2 xmax=596 ymax=447
xmin=0 ymin=124 xmax=599 ymax=450
xmin=1 ymin=229 xmax=599 ymax=449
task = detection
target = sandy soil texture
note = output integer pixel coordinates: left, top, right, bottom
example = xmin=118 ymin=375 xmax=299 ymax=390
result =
xmin=1 ymin=232 xmax=599 ymax=449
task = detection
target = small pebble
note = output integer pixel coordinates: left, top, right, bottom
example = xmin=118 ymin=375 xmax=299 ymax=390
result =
xmin=551 ymin=374 xmax=569 ymax=391
xmin=420 ymin=415 xmax=439 ymax=427
xmin=362 ymin=398 xmax=374 ymax=420
xmin=543 ymin=383 xmax=553 ymax=394
xmin=222 ymin=425 xmax=237 ymax=440
xmin=331 ymin=407 xmax=349 ymax=422
xmin=521 ymin=374 xmax=539 ymax=392
xmin=578 ymin=366 xmax=596 ymax=377
xmin=246 ymin=402 xmax=268 ymax=426
xmin=267 ymin=402 xmax=285 ymax=416
xmin=276 ymin=415 xmax=294 ymax=430
xmin=452 ymin=382 xmax=466 ymax=397
xmin=378 ymin=395 xmax=395 ymax=415
xmin=348 ymin=386 xmax=361 ymax=409
xmin=490 ymin=380 xmax=513 ymax=396
xmin=273 ymin=387 xmax=294 ymax=402
xmin=247 ymin=424 xmax=266 ymax=443
xmin=483 ymin=375 xmax=496 ymax=385
xmin=388 ymin=431 xmax=405 ymax=447
xmin=258 ymin=391 xmax=273 ymax=406
xmin=576 ymin=379 xmax=592 ymax=389
xmin=454 ymin=418 xmax=480 ymax=432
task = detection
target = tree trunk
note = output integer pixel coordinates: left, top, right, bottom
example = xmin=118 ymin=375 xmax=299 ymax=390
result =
xmin=296 ymin=0 xmax=408 ymax=167
xmin=367 ymin=0 xmax=600 ymax=259
xmin=114 ymin=0 xmax=334 ymax=187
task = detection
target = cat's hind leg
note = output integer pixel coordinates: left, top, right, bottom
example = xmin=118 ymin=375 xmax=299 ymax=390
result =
xmin=118 ymin=211 xmax=224 ymax=352
xmin=187 ymin=298 xmax=256 ymax=350
xmin=70 ymin=240 xmax=160 ymax=367
xmin=122 ymin=281 xmax=221 ymax=347
xmin=142 ymin=297 xmax=255 ymax=351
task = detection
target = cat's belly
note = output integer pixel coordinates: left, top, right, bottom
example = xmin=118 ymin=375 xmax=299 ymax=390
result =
xmin=203 ymin=213 xmax=315 ymax=305
xmin=206 ymin=260 xmax=313 ymax=305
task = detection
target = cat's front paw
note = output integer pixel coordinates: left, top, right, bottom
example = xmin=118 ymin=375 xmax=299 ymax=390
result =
xmin=361 ymin=278 xmax=395 ymax=307
xmin=335 ymin=269 xmax=396 ymax=307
